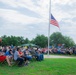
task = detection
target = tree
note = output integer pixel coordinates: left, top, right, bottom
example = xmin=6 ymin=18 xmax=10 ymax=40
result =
xmin=17 ymin=36 xmax=25 ymax=44
xmin=50 ymin=32 xmax=64 ymax=47
xmin=63 ymin=36 xmax=75 ymax=47
xmin=1 ymin=35 xmax=25 ymax=46
xmin=0 ymin=33 xmax=75 ymax=47
xmin=24 ymin=38 xmax=29 ymax=44
xmin=1 ymin=35 xmax=9 ymax=46
xmin=32 ymin=34 xmax=48 ymax=48
xmin=50 ymin=32 xmax=75 ymax=47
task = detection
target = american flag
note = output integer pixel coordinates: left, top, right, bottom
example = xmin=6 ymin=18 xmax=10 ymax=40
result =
xmin=50 ymin=14 xmax=59 ymax=28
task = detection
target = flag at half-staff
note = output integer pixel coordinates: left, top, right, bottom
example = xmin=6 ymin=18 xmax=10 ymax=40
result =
xmin=50 ymin=14 xmax=59 ymax=28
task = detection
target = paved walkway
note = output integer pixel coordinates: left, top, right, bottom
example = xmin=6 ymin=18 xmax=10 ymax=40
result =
xmin=44 ymin=55 xmax=76 ymax=58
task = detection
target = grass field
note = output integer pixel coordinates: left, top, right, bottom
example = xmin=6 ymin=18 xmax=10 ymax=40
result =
xmin=0 ymin=58 xmax=76 ymax=75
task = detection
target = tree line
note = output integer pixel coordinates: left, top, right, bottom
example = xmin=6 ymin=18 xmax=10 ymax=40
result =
xmin=0 ymin=32 xmax=75 ymax=48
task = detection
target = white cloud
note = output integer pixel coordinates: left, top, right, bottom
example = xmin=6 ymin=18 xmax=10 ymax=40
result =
xmin=0 ymin=0 xmax=76 ymax=43
xmin=0 ymin=8 xmax=42 ymax=24
xmin=0 ymin=0 xmax=18 ymax=7
xmin=52 ymin=0 xmax=76 ymax=5
xmin=0 ymin=0 xmax=49 ymax=20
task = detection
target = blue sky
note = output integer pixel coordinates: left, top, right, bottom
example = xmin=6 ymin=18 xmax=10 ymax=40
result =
xmin=0 ymin=0 xmax=76 ymax=43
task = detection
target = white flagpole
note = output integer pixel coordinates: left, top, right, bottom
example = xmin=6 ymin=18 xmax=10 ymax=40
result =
xmin=48 ymin=0 xmax=51 ymax=56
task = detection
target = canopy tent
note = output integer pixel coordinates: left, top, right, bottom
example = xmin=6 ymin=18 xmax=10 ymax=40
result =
xmin=21 ymin=43 xmax=38 ymax=47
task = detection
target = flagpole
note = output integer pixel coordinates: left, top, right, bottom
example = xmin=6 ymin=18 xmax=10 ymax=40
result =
xmin=48 ymin=0 xmax=51 ymax=56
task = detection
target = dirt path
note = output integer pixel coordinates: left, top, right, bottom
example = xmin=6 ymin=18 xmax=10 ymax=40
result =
xmin=44 ymin=55 xmax=76 ymax=58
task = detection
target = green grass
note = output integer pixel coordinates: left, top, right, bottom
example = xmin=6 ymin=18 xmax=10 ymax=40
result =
xmin=0 ymin=58 xmax=76 ymax=75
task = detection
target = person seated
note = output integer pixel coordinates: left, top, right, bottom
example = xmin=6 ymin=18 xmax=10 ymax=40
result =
xmin=14 ymin=48 xmax=27 ymax=66
xmin=24 ymin=48 xmax=32 ymax=61
xmin=5 ymin=49 xmax=13 ymax=63
xmin=18 ymin=48 xmax=30 ymax=66
xmin=35 ymin=48 xmax=44 ymax=61
xmin=0 ymin=51 xmax=11 ymax=66
xmin=30 ymin=48 xmax=36 ymax=58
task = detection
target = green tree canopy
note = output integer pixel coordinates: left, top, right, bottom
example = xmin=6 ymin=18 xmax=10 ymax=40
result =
xmin=50 ymin=32 xmax=75 ymax=47
xmin=32 ymin=34 xmax=48 ymax=48
xmin=0 ymin=32 xmax=75 ymax=48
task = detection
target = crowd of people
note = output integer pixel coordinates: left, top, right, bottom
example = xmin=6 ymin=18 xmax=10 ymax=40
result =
xmin=0 ymin=46 xmax=44 ymax=67
xmin=41 ymin=47 xmax=76 ymax=55
xmin=0 ymin=45 xmax=76 ymax=67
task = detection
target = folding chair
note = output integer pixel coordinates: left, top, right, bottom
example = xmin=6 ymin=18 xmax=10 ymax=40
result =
xmin=0 ymin=60 xmax=7 ymax=65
